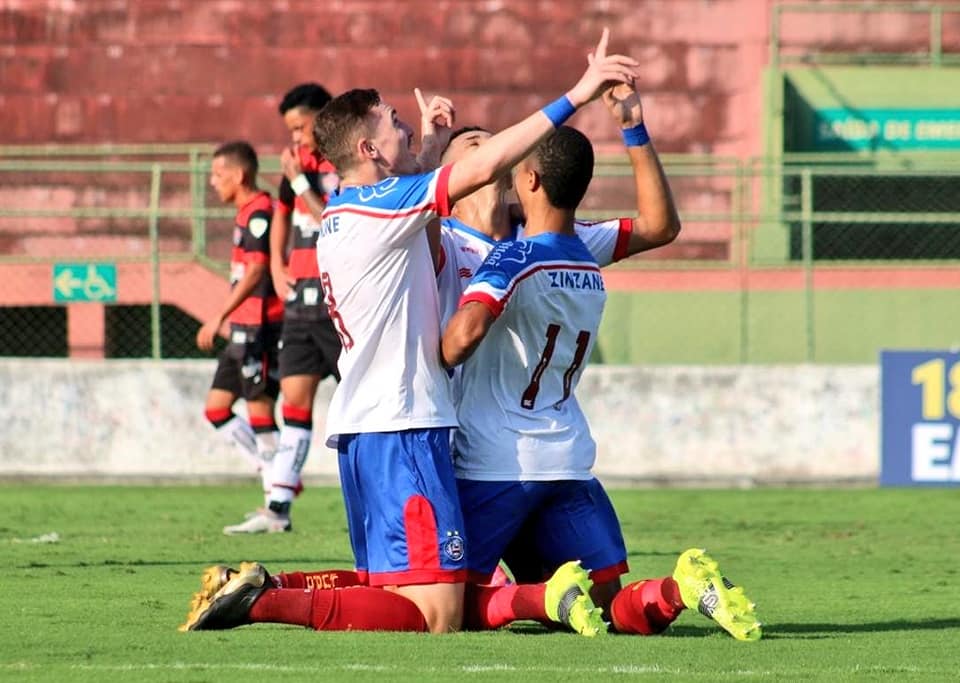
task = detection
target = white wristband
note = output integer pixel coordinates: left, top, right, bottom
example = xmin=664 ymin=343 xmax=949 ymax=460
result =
xmin=291 ymin=174 xmax=310 ymax=196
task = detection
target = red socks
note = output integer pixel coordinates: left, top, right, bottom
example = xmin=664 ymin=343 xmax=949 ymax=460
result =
xmin=273 ymin=569 xmax=363 ymax=590
xmin=462 ymin=582 xmax=548 ymax=630
xmin=249 ymin=588 xmax=312 ymax=626
xmin=610 ymin=577 xmax=685 ymax=635
xmin=246 ymin=576 xmax=683 ymax=634
xmin=249 ymin=587 xmax=428 ymax=632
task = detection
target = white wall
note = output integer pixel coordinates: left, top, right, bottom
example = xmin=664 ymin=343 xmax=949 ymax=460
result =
xmin=0 ymin=360 xmax=878 ymax=485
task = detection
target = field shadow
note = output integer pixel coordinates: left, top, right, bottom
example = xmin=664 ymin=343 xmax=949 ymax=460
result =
xmin=665 ymin=618 xmax=960 ymax=640
xmin=15 ymin=556 xmax=354 ymax=570
xmin=766 ymin=618 xmax=960 ymax=638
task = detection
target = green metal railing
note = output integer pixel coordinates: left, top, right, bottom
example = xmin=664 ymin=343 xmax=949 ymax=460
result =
xmin=771 ymin=2 xmax=960 ymax=68
xmin=3 ymin=146 xmax=960 ymax=361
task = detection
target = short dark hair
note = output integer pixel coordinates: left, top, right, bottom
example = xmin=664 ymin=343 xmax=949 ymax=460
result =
xmin=440 ymin=125 xmax=491 ymax=160
xmin=279 ymin=83 xmax=333 ymax=115
xmin=530 ymin=126 xmax=594 ymax=210
xmin=313 ymin=88 xmax=381 ymax=173
xmin=212 ymin=140 xmax=259 ymax=183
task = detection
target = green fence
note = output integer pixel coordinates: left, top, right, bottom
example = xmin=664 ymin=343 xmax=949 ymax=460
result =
xmin=771 ymin=2 xmax=960 ymax=68
xmin=2 ymin=145 xmax=960 ymax=362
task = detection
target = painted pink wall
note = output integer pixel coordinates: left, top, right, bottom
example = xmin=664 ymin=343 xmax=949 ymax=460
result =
xmin=0 ymin=0 xmax=775 ymax=157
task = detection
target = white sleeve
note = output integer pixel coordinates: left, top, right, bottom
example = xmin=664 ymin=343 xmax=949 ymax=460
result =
xmin=574 ymin=218 xmax=632 ymax=266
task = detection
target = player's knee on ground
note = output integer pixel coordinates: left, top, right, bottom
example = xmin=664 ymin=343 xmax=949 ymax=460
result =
xmin=393 ymin=582 xmax=464 ymax=633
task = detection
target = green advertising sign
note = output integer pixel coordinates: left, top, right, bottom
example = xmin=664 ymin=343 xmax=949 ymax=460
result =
xmin=53 ymin=263 xmax=117 ymax=302
xmin=814 ymin=108 xmax=960 ymax=151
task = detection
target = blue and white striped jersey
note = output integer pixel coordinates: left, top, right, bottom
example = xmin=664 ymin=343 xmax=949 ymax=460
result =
xmin=316 ymin=166 xmax=458 ymax=447
xmin=453 ymin=231 xmax=607 ymax=480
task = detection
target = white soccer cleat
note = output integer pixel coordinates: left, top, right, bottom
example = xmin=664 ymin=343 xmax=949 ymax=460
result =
xmin=223 ymin=510 xmax=292 ymax=535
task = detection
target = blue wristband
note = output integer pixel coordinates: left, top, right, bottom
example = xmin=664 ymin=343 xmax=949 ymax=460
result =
xmin=622 ymin=122 xmax=651 ymax=147
xmin=541 ymin=95 xmax=576 ymax=128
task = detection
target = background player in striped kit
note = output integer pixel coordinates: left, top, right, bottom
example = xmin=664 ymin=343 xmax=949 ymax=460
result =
xmin=197 ymin=141 xmax=284 ymax=518
xmin=225 ymin=84 xmax=342 ymax=534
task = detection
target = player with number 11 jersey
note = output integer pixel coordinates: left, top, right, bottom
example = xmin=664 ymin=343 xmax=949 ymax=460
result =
xmin=455 ymin=234 xmax=605 ymax=480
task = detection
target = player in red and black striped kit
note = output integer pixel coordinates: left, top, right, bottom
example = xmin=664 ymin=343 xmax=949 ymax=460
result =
xmin=223 ymin=84 xmax=341 ymax=534
xmin=197 ymin=142 xmax=284 ymax=525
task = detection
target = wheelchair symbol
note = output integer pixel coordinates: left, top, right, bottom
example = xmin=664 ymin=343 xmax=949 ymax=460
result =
xmin=83 ymin=264 xmax=115 ymax=300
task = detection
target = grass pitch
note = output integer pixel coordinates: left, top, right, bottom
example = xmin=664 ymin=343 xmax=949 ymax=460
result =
xmin=3 ymin=485 xmax=960 ymax=681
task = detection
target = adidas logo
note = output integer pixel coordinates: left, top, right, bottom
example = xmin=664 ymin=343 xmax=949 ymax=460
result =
xmin=698 ymin=586 xmax=720 ymax=618
xmin=557 ymin=585 xmax=583 ymax=624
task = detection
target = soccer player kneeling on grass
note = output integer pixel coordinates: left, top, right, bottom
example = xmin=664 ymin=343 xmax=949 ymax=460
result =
xmin=179 ymin=28 xmax=640 ymax=635
xmin=440 ymin=83 xmax=760 ymax=641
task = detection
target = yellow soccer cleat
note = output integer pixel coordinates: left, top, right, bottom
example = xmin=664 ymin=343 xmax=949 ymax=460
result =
xmin=179 ymin=562 xmax=269 ymax=632
xmin=672 ymin=548 xmax=762 ymax=642
xmin=193 ymin=563 xmax=278 ymax=603
xmin=199 ymin=564 xmax=234 ymax=601
xmin=544 ymin=560 xmax=608 ymax=637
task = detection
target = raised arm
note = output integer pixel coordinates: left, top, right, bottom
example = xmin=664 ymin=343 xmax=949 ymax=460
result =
xmin=413 ymin=88 xmax=456 ymax=270
xmin=281 ymin=146 xmax=327 ymax=223
xmin=445 ymin=28 xmax=640 ymax=204
xmin=415 ymin=87 xmax=455 ymax=173
xmin=602 ymin=83 xmax=681 ymax=254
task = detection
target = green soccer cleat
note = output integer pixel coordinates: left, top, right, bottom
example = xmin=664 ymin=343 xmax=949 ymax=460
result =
xmin=179 ymin=562 xmax=269 ymax=632
xmin=672 ymin=548 xmax=762 ymax=642
xmin=544 ymin=560 xmax=607 ymax=637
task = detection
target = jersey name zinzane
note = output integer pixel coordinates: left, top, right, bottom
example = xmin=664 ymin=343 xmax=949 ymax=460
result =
xmin=454 ymin=232 xmax=607 ymax=481
xmin=437 ymin=216 xmax=631 ymax=328
xmin=229 ymin=191 xmax=284 ymax=326
xmin=316 ymin=166 xmax=458 ymax=446
xmin=276 ymin=146 xmax=339 ymax=321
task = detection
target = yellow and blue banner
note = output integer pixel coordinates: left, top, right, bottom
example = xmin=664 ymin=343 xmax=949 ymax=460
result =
xmin=881 ymin=350 xmax=960 ymax=486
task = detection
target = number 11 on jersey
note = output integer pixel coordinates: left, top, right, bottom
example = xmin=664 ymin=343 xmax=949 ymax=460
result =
xmin=521 ymin=324 xmax=591 ymax=410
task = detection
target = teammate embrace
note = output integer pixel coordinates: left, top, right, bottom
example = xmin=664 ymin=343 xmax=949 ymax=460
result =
xmin=185 ymin=28 xmax=762 ymax=642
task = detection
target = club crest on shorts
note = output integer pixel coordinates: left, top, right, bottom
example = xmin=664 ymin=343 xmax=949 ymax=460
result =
xmin=443 ymin=531 xmax=465 ymax=562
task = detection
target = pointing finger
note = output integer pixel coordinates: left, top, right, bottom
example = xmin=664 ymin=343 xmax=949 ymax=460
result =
xmin=414 ymin=87 xmax=428 ymax=114
xmin=595 ymin=27 xmax=610 ymax=61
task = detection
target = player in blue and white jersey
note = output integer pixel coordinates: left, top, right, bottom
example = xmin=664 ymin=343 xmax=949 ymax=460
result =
xmin=435 ymin=126 xmax=641 ymax=414
xmin=441 ymin=83 xmax=762 ymax=641
xmin=179 ymin=30 xmax=646 ymax=638
xmin=302 ymin=32 xmax=641 ymax=635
